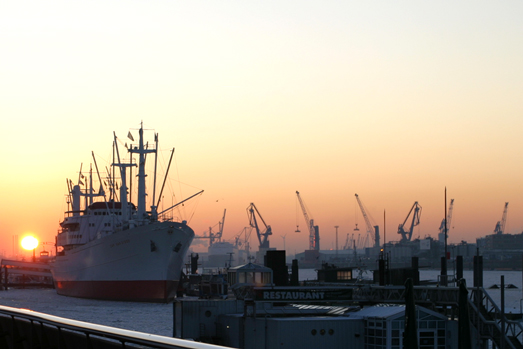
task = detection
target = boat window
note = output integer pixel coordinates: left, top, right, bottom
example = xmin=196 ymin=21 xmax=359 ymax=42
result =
xmin=337 ymin=270 xmax=352 ymax=280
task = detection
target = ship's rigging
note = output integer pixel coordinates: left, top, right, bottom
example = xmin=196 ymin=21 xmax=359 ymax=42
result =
xmin=65 ymin=123 xmax=203 ymax=231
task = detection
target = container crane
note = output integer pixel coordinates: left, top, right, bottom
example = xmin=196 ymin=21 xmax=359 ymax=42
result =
xmin=247 ymin=203 xmax=272 ymax=250
xmin=355 ymin=194 xmax=380 ymax=248
xmin=494 ymin=202 xmax=509 ymax=235
xmin=397 ymin=201 xmax=422 ymax=242
xmin=438 ymin=199 xmax=454 ymax=243
xmin=296 ymin=191 xmax=319 ymax=251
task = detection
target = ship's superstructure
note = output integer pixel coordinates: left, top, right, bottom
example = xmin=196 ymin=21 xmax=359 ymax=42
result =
xmin=51 ymin=123 xmax=200 ymax=302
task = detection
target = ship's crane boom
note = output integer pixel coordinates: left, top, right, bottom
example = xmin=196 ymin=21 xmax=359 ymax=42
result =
xmin=397 ymin=201 xmax=422 ymax=242
xmin=247 ymin=203 xmax=272 ymax=249
xmin=494 ymin=202 xmax=509 ymax=235
xmin=296 ymin=191 xmax=319 ymax=251
xmin=355 ymin=194 xmax=379 ymax=248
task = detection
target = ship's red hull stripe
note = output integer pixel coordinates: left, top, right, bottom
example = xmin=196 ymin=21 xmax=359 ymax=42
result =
xmin=54 ymin=280 xmax=179 ymax=302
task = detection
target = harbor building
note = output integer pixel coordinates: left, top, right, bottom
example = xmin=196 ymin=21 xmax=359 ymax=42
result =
xmin=174 ymin=300 xmax=458 ymax=349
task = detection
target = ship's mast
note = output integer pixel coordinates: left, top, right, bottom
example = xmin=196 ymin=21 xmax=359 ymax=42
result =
xmin=89 ymin=165 xmax=94 ymax=206
xmin=151 ymin=132 xmax=159 ymax=218
xmin=113 ymin=132 xmax=136 ymax=221
xmin=128 ymin=123 xmax=156 ymax=219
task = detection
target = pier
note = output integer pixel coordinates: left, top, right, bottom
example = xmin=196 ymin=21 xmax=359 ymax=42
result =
xmin=1 ymin=259 xmax=53 ymax=290
xmin=174 ymin=282 xmax=523 ymax=349
xmin=0 ymin=305 xmax=231 ymax=349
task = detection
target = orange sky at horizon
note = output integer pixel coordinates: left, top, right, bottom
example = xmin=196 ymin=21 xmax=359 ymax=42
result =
xmin=1 ymin=1 xmax=523 ymax=258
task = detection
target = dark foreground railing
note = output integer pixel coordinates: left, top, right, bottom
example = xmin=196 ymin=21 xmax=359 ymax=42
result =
xmin=0 ymin=305 xmax=230 ymax=349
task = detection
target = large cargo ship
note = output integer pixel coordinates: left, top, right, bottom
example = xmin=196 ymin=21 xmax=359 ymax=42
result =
xmin=51 ymin=123 xmax=200 ymax=302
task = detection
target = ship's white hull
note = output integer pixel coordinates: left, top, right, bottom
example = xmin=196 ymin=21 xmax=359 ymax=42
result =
xmin=51 ymin=221 xmax=194 ymax=302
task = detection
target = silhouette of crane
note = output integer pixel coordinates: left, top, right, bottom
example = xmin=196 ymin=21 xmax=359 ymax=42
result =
xmin=397 ymin=202 xmax=422 ymax=242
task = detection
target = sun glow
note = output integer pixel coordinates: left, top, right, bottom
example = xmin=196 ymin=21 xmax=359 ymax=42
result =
xmin=21 ymin=236 xmax=39 ymax=251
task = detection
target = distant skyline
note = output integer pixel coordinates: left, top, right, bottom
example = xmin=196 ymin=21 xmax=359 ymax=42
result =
xmin=1 ymin=1 xmax=523 ymax=257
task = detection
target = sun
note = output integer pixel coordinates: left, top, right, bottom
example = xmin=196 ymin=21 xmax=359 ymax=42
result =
xmin=21 ymin=236 xmax=39 ymax=250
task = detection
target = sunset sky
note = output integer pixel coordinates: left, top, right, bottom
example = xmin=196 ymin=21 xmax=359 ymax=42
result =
xmin=1 ymin=1 xmax=523 ymax=258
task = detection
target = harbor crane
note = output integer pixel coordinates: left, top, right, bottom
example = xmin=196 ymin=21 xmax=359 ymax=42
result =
xmin=355 ymin=194 xmax=380 ymax=248
xmin=233 ymin=226 xmax=252 ymax=250
xmin=438 ymin=199 xmax=454 ymax=243
xmin=212 ymin=208 xmax=227 ymax=244
xmin=194 ymin=209 xmax=226 ymax=246
xmin=247 ymin=203 xmax=272 ymax=250
xmin=397 ymin=201 xmax=422 ymax=242
xmin=296 ymin=191 xmax=320 ymax=251
xmin=494 ymin=202 xmax=509 ymax=235
xmin=343 ymin=233 xmax=354 ymax=250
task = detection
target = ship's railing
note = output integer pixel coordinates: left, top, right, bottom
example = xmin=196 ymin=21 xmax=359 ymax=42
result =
xmin=469 ymin=287 xmax=523 ymax=349
xmin=0 ymin=305 xmax=231 ymax=349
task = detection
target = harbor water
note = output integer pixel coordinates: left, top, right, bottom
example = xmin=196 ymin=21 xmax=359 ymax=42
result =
xmin=0 ymin=268 xmax=522 ymax=337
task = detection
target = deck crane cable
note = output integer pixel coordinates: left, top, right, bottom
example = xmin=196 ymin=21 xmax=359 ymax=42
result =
xmin=494 ymin=202 xmax=509 ymax=235
xmin=296 ymin=191 xmax=320 ymax=251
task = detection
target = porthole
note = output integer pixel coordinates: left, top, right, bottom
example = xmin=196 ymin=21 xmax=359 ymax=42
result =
xmin=320 ymin=329 xmax=325 ymax=335
xmin=311 ymin=329 xmax=317 ymax=336
xmin=205 ymin=310 xmax=212 ymax=318
xmin=329 ymin=329 xmax=334 ymax=335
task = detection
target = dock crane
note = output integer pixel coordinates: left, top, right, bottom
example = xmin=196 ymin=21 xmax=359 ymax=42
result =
xmin=233 ymin=226 xmax=252 ymax=249
xmin=494 ymin=202 xmax=509 ymax=235
xmin=397 ymin=202 xmax=422 ymax=242
xmin=213 ymin=208 xmax=226 ymax=244
xmin=355 ymin=194 xmax=380 ymax=248
xmin=194 ymin=209 xmax=227 ymax=246
xmin=233 ymin=226 xmax=253 ymax=261
xmin=343 ymin=233 xmax=353 ymax=250
xmin=438 ymin=199 xmax=454 ymax=243
xmin=247 ymin=203 xmax=272 ymax=250
xmin=296 ymin=191 xmax=319 ymax=251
